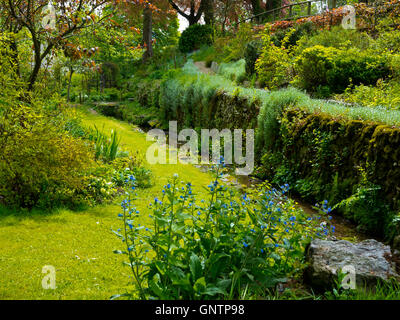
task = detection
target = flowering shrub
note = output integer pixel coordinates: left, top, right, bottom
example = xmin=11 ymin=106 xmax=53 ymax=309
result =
xmin=113 ymin=161 xmax=332 ymax=300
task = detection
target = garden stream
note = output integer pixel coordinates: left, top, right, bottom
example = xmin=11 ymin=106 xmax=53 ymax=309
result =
xmin=142 ymin=125 xmax=371 ymax=243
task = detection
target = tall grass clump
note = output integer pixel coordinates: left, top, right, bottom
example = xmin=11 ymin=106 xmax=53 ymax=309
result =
xmin=256 ymin=88 xmax=309 ymax=154
xmin=87 ymin=125 xmax=127 ymax=162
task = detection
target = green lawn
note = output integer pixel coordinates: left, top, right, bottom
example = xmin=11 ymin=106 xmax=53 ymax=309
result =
xmin=0 ymin=106 xmax=213 ymax=300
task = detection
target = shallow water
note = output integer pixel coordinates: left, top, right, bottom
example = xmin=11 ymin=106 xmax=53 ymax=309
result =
xmin=232 ymin=171 xmax=372 ymax=242
xmin=142 ymin=125 xmax=373 ymax=243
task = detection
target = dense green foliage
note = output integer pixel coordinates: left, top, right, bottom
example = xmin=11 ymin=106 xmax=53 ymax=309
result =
xmin=257 ymin=107 xmax=400 ymax=237
xmin=178 ymin=24 xmax=214 ymax=53
xmin=131 ymin=59 xmax=400 ymax=240
xmin=115 ymin=165 xmax=332 ymax=300
xmin=3 ymin=0 xmax=400 ymax=301
xmin=294 ymin=45 xmax=390 ymax=97
xmin=244 ymin=40 xmax=263 ymax=76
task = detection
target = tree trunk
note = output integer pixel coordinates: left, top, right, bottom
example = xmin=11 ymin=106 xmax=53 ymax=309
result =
xmin=28 ymin=54 xmax=42 ymax=91
xmin=67 ymin=66 xmax=74 ymax=102
xmin=8 ymin=37 xmax=21 ymax=78
xmin=251 ymin=0 xmax=262 ymax=15
xmin=203 ymin=0 xmax=214 ymax=25
xmin=142 ymin=4 xmax=153 ymax=63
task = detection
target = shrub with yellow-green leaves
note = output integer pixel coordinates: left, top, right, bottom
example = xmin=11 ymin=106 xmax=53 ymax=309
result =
xmin=255 ymin=28 xmax=293 ymax=89
xmin=293 ymin=45 xmax=390 ymax=97
xmin=338 ymin=79 xmax=400 ymax=110
xmin=0 ymin=105 xmax=95 ymax=209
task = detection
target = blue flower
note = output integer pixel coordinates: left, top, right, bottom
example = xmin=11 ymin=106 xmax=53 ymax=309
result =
xmin=118 ymin=214 xmax=123 ymax=218
xmin=243 ymin=242 xmax=249 ymax=248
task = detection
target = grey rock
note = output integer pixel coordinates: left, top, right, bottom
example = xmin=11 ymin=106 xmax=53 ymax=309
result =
xmin=305 ymin=239 xmax=399 ymax=290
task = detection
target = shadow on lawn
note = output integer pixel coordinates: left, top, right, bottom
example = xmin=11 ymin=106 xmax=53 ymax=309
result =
xmin=0 ymin=204 xmax=77 ymax=226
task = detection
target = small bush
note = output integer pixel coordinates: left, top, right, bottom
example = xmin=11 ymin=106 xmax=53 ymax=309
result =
xmin=179 ymin=24 xmax=213 ymax=53
xmin=218 ymin=59 xmax=246 ymax=83
xmin=221 ymin=23 xmax=254 ymax=62
xmin=294 ymin=45 xmax=390 ymax=96
xmin=295 ymin=26 xmax=372 ymax=51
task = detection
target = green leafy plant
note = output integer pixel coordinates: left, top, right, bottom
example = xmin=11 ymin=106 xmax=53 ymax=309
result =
xmin=293 ymin=45 xmax=390 ymax=96
xmin=87 ymin=125 xmax=127 ymax=162
xmin=113 ymin=161 xmax=331 ymax=300
xmin=334 ymin=166 xmax=391 ymax=236
xmin=255 ymin=27 xmax=294 ymax=89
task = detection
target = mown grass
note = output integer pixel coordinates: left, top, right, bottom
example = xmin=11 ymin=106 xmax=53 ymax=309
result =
xmin=0 ymin=106 xmax=213 ymax=300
